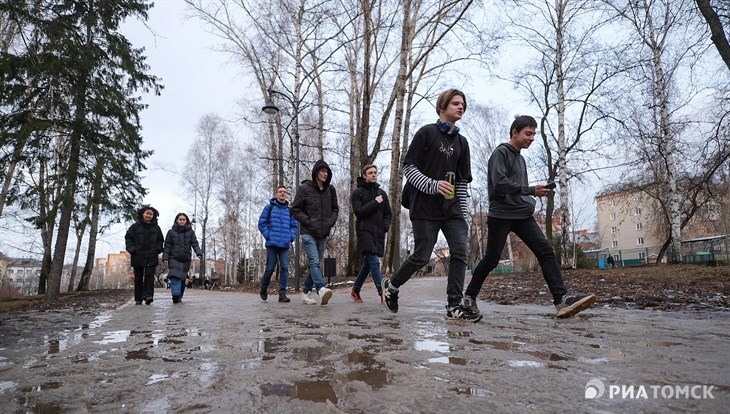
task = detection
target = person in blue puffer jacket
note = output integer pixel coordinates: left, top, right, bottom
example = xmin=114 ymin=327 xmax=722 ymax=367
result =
xmin=258 ymin=186 xmax=298 ymax=303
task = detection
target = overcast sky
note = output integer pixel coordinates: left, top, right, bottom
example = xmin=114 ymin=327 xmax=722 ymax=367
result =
xmin=1 ymin=0 xmax=609 ymax=260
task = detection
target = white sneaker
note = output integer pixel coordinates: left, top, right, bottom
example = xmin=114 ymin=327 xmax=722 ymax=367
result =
xmin=301 ymin=292 xmax=316 ymax=305
xmin=318 ymin=287 xmax=333 ymax=305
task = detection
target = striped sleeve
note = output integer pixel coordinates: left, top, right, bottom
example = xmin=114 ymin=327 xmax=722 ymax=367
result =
xmin=456 ymin=180 xmax=469 ymax=220
xmin=403 ymin=164 xmax=439 ymax=195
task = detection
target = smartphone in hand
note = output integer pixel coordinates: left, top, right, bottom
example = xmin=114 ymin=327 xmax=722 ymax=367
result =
xmin=545 ymin=182 xmax=557 ymax=189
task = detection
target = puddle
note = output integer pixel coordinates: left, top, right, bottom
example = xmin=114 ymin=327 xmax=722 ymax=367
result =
xmin=450 ymin=386 xmax=491 ymax=397
xmin=261 ymin=380 xmax=337 ymax=404
xmin=125 ymin=348 xmax=151 ymax=360
xmin=428 ymin=356 xmax=468 ymax=365
xmin=344 ymin=350 xmax=389 ymax=388
xmin=142 ymin=396 xmax=170 ymax=412
xmin=0 ymin=381 xmax=18 ymax=394
xmin=19 ymin=382 xmax=63 ymax=392
xmin=96 ymin=330 xmax=131 ymax=345
xmin=198 ymin=362 xmax=218 ymax=388
xmin=414 ymin=340 xmax=449 ymax=353
xmin=507 ymin=360 xmax=545 ymax=368
xmin=146 ymin=374 xmax=169 ymax=385
xmin=15 ymin=398 xmax=62 ymax=413
xmin=524 ymin=351 xmax=573 ymax=362
xmin=578 ymin=357 xmax=609 ymax=364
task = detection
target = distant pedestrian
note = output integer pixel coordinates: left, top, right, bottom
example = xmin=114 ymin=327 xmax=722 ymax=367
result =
xmin=607 ymin=255 xmax=617 ymax=269
xmin=258 ymin=186 xmax=298 ymax=303
xmin=463 ymin=115 xmax=596 ymax=318
xmin=291 ymin=159 xmax=338 ymax=305
xmin=350 ymin=164 xmax=392 ymax=303
xmin=162 ymin=212 xmax=202 ymax=304
xmin=382 ymin=89 xmax=481 ymax=321
xmin=125 ymin=205 xmax=164 ymax=305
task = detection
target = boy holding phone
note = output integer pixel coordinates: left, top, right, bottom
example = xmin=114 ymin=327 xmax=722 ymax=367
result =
xmin=462 ymin=115 xmax=596 ymax=318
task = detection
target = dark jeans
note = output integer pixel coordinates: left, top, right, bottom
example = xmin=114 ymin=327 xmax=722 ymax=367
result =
xmin=261 ymin=246 xmax=290 ymax=293
xmin=133 ymin=265 xmax=156 ymax=301
xmin=353 ymin=252 xmax=383 ymax=293
xmin=465 ymin=216 xmax=567 ymax=304
xmin=391 ymin=217 xmax=468 ymax=306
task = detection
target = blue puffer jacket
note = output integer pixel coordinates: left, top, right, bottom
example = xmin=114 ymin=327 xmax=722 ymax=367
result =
xmin=258 ymin=198 xmax=298 ymax=248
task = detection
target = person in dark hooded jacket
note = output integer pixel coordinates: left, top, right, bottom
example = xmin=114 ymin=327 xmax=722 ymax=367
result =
xmin=291 ymin=159 xmax=339 ymax=305
xmin=162 ymin=212 xmax=202 ymax=303
xmin=350 ymin=164 xmax=392 ymax=303
xmin=125 ymin=206 xmax=164 ymax=305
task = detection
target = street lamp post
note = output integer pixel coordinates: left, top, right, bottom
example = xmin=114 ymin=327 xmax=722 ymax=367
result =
xmin=262 ymin=89 xmax=302 ymax=292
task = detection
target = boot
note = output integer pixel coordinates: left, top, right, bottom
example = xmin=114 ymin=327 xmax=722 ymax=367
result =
xmin=278 ymin=292 xmax=291 ymax=302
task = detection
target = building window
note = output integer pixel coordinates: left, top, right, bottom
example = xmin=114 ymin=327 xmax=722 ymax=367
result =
xmin=639 ymin=252 xmax=646 ymax=260
xmin=637 ymin=237 xmax=644 ymax=245
xmin=610 ymin=212 xmax=616 ymax=221
xmin=612 ymin=240 xmax=618 ymax=248
xmin=635 ymin=208 xmax=641 ymax=216
xmin=608 ymin=199 xmax=615 ymax=206
xmin=636 ymin=223 xmax=643 ymax=230
xmin=7 ymin=269 xmax=13 ymax=275
xmin=611 ymin=226 xmax=618 ymax=234
xmin=634 ymin=193 xmax=642 ymax=201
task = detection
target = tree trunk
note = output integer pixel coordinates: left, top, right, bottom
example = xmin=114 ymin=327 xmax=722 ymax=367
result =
xmin=67 ymin=225 xmax=85 ymax=292
xmin=695 ymin=0 xmax=730 ymax=71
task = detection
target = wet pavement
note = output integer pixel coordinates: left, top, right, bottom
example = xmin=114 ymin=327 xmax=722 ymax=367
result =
xmin=0 ymin=276 xmax=728 ymax=413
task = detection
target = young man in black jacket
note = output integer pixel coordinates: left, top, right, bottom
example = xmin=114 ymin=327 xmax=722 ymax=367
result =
xmin=463 ymin=115 xmax=596 ymax=318
xmin=291 ymin=159 xmax=338 ymax=305
xmin=350 ymin=164 xmax=392 ymax=303
xmin=382 ymin=89 xmax=481 ymax=321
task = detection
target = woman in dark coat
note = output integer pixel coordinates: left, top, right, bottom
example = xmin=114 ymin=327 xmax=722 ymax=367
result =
xmin=125 ymin=206 xmax=164 ymax=305
xmin=162 ymin=213 xmax=202 ymax=303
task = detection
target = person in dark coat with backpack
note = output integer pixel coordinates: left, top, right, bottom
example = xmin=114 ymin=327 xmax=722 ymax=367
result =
xmin=258 ymin=186 xmax=298 ymax=303
xmin=125 ymin=205 xmax=164 ymax=305
xmin=162 ymin=212 xmax=202 ymax=303
xmin=350 ymin=164 xmax=392 ymax=303
xmin=291 ymin=159 xmax=339 ymax=305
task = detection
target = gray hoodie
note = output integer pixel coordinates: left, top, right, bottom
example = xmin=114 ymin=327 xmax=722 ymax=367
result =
xmin=487 ymin=143 xmax=537 ymax=219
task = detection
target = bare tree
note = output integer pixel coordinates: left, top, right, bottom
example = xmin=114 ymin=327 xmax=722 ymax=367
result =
xmin=695 ymin=0 xmax=730 ymax=71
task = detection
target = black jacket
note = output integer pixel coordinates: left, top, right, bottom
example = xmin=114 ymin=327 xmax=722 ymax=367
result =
xmin=351 ymin=177 xmax=392 ymax=256
xmin=162 ymin=222 xmax=202 ymax=279
xmin=125 ymin=207 xmax=164 ymax=268
xmin=291 ymin=159 xmax=339 ymax=238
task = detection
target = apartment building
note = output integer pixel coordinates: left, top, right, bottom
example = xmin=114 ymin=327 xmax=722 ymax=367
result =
xmin=596 ymin=189 xmax=663 ymax=264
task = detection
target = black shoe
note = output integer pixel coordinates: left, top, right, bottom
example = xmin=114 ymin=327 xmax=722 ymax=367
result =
xmin=144 ymin=297 xmax=154 ymax=305
xmin=172 ymin=294 xmax=180 ymax=304
xmin=461 ymin=296 xmax=480 ymax=315
xmin=446 ymin=304 xmax=483 ymax=322
xmin=260 ymin=287 xmax=268 ymax=301
xmin=556 ymin=292 xmax=596 ymax=318
xmin=135 ymin=301 xmax=142 ymax=305
xmin=278 ymin=292 xmax=291 ymax=303
xmin=382 ymin=279 xmax=399 ymax=313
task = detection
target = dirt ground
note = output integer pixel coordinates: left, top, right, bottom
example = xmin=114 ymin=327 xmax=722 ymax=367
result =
xmin=2 ymin=264 xmax=726 ymax=315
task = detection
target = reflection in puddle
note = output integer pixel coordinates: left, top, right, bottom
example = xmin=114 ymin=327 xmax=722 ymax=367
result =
xmin=428 ymin=356 xmax=467 ymax=365
xmin=450 ymin=386 xmax=491 ymax=397
xmin=146 ymin=374 xmax=168 ymax=385
xmin=198 ymin=362 xmax=218 ymax=388
xmin=261 ymin=381 xmax=337 ymax=404
xmin=578 ymin=357 xmax=609 ymax=364
xmin=507 ymin=360 xmax=545 ymax=368
xmin=344 ymin=350 xmax=389 ymax=388
xmin=414 ymin=340 xmax=449 ymax=353
xmin=96 ymin=330 xmax=131 ymax=345
xmin=0 ymin=381 xmax=18 ymax=393
xmin=125 ymin=348 xmax=151 ymax=360
xmin=142 ymin=396 xmax=170 ymax=412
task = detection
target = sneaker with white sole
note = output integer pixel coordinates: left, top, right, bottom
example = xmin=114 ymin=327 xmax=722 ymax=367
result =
xmin=318 ymin=287 xmax=333 ymax=305
xmin=382 ymin=278 xmax=399 ymax=313
xmin=301 ymin=292 xmax=317 ymax=305
xmin=461 ymin=296 xmax=480 ymax=314
xmin=555 ymin=292 xmax=596 ymax=318
xmin=446 ymin=304 xmax=483 ymax=322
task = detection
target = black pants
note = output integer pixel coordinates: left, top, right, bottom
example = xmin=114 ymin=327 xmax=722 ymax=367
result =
xmin=391 ymin=217 xmax=468 ymax=307
xmin=133 ymin=265 xmax=156 ymax=301
xmin=465 ymin=216 xmax=567 ymax=304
